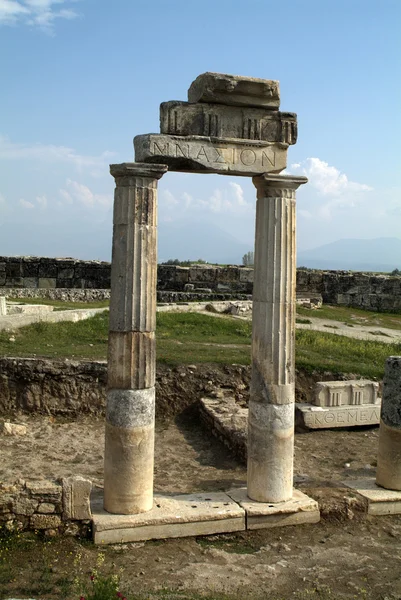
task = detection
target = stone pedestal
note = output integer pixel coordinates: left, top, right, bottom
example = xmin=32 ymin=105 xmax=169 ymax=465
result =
xmin=376 ymin=356 xmax=401 ymax=491
xmin=104 ymin=163 xmax=167 ymax=515
xmin=247 ymin=175 xmax=307 ymax=503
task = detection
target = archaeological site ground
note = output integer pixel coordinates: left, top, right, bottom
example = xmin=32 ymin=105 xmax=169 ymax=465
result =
xmin=0 ymin=73 xmax=400 ymax=600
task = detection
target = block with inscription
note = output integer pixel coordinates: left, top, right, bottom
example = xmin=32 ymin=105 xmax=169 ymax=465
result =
xmin=134 ymin=134 xmax=287 ymax=177
xmin=296 ymin=380 xmax=381 ymax=430
xmin=188 ymin=72 xmax=280 ymax=109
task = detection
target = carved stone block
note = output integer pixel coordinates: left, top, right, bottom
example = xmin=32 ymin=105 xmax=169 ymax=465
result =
xmin=160 ymin=101 xmax=297 ymax=144
xmin=188 ymin=72 xmax=280 ymax=109
xmin=134 ymin=134 xmax=287 ymax=176
xmin=314 ymin=380 xmax=380 ymax=407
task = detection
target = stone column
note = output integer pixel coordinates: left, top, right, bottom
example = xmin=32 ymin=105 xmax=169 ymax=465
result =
xmin=376 ymin=356 xmax=401 ymax=491
xmin=247 ymin=174 xmax=307 ymax=503
xmin=0 ymin=297 xmax=6 ymax=316
xmin=104 ymin=162 xmax=167 ymax=515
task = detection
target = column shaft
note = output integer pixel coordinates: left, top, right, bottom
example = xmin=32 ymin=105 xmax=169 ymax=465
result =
xmin=248 ymin=175 xmax=307 ymax=503
xmin=104 ymin=163 xmax=167 ymax=515
xmin=376 ymin=356 xmax=401 ymax=491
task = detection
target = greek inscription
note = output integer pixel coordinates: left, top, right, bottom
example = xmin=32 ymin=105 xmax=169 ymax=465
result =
xmin=262 ymin=150 xmax=276 ymax=167
xmin=175 ymin=143 xmax=189 ymax=158
xmin=196 ymin=146 xmax=209 ymax=161
xmin=347 ymin=411 xmax=357 ymax=422
xmin=324 ymin=413 xmax=335 ymax=424
xmin=240 ymin=149 xmax=257 ymax=166
xmin=213 ymin=148 xmax=226 ymax=164
xmin=152 ymin=141 xmax=169 ymax=155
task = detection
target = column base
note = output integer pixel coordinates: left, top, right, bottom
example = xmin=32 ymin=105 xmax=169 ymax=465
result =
xmin=227 ymin=487 xmax=320 ymax=530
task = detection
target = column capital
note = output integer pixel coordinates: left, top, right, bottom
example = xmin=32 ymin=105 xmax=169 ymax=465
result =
xmin=252 ymin=174 xmax=308 ymax=199
xmin=110 ymin=162 xmax=168 ymax=183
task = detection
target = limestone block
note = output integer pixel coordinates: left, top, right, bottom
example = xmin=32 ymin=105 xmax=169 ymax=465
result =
xmin=21 ymin=260 xmax=39 ymax=277
xmin=13 ymin=497 xmax=39 ymax=516
xmin=0 ymin=422 xmax=27 ymax=436
xmin=227 ymin=488 xmax=320 ymax=529
xmin=0 ymin=296 xmax=6 ymax=316
xmin=346 ymin=479 xmax=401 ymax=515
xmin=160 ymin=101 xmax=297 ymax=144
xmin=38 ymin=502 xmax=56 ymax=514
xmin=26 ymin=481 xmax=62 ymax=501
xmin=296 ymin=403 xmax=381 ymax=429
xmin=188 ymin=72 xmax=280 ymax=109
xmin=30 ymin=514 xmax=62 ymax=529
xmin=23 ymin=277 xmax=38 ymax=288
xmin=92 ymin=491 xmax=245 ymax=544
xmin=314 ymin=380 xmax=379 ymax=407
xmin=107 ymin=331 xmax=155 ymax=389
xmin=134 ymin=134 xmax=287 ymax=177
xmin=62 ymin=476 xmax=92 ymax=520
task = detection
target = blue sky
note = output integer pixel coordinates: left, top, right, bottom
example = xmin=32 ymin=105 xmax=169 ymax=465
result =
xmin=1 ymin=0 xmax=400 ymax=263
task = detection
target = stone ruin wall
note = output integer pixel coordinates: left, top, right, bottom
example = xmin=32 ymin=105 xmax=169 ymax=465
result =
xmin=0 ymin=257 xmax=400 ymax=311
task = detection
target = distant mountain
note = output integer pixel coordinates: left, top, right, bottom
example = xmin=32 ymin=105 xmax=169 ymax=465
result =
xmin=158 ymin=220 xmax=251 ymax=265
xmin=297 ymin=237 xmax=401 ymax=272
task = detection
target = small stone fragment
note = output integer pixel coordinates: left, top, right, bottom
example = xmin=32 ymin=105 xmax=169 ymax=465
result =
xmin=0 ymin=422 xmax=27 ymax=436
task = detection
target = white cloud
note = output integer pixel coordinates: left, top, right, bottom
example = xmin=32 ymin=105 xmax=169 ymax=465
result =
xmin=0 ymin=135 xmax=114 ymax=171
xmin=59 ymin=179 xmax=112 ymax=208
xmin=19 ymin=198 xmax=35 ymax=209
xmin=291 ymin=158 xmax=373 ymax=196
xmin=0 ymin=0 xmax=79 ymax=33
xmin=35 ymin=194 xmax=47 ymax=208
xmin=161 ymin=182 xmax=252 ymax=219
xmin=291 ymin=157 xmax=373 ymax=221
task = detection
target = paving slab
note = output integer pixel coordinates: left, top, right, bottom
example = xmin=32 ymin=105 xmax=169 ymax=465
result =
xmin=227 ymin=488 xmax=320 ymax=529
xmin=92 ymin=490 xmax=245 ymax=545
xmin=344 ymin=478 xmax=401 ymax=515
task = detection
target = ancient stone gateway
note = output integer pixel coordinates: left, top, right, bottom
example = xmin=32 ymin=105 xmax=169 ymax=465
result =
xmin=102 ymin=73 xmax=311 ymax=532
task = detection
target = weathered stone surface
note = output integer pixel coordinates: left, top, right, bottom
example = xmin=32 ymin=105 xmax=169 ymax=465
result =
xmin=104 ymin=421 xmax=155 ymax=515
xmin=345 ymin=478 xmax=401 ymax=515
xmin=62 ymin=476 xmax=92 ymax=520
xmin=379 ymin=356 xmax=401 ymax=428
xmin=30 ymin=514 xmax=61 ymax=529
xmin=0 ymin=296 xmax=6 ymax=315
xmin=296 ymin=403 xmax=381 ymax=429
xmin=314 ymin=380 xmax=379 ymax=407
xmin=0 ymin=422 xmax=27 ymax=436
xmin=199 ymin=396 xmax=248 ymax=462
xmin=92 ymin=490 xmax=245 ymax=544
xmin=188 ymin=72 xmax=280 ymax=109
xmin=376 ymin=357 xmax=401 ymax=491
xmin=160 ymin=101 xmax=297 ymax=143
xmin=247 ymin=175 xmax=307 ymax=504
xmin=227 ymin=487 xmax=320 ymax=529
xmin=106 ymin=388 xmax=155 ymax=428
xmin=107 ymin=331 xmax=155 ymax=389
xmin=134 ymin=134 xmax=287 ymax=176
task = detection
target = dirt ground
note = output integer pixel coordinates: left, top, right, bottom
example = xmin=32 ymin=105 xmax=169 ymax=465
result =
xmin=1 ymin=365 xmax=401 ymax=599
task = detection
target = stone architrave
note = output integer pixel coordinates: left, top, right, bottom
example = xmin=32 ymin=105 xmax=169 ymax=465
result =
xmin=187 ymin=72 xmax=280 ymax=109
xmin=247 ymin=174 xmax=307 ymax=504
xmin=160 ymin=101 xmax=297 ymax=144
xmin=376 ymin=356 xmax=401 ymax=491
xmin=105 ymin=162 xmax=167 ymax=515
xmin=134 ymin=134 xmax=287 ymax=177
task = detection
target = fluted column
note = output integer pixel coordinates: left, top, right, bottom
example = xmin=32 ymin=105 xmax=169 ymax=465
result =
xmin=247 ymin=174 xmax=307 ymax=503
xmin=104 ymin=162 xmax=167 ymax=515
xmin=376 ymin=356 xmax=401 ymax=491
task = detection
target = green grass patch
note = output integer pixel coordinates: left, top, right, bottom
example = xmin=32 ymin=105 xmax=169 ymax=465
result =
xmin=0 ymin=311 xmax=399 ymax=378
xmin=296 ymin=317 xmax=312 ymax=325
xmin=295 ymin=329 xmax=401 ymax=378
xmin=297 ymin=304 xmax=401 ymax=329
